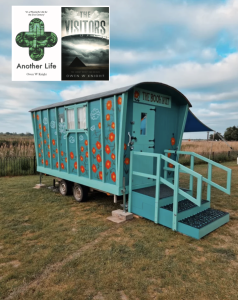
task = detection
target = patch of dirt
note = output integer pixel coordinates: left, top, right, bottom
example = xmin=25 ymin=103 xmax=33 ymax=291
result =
xmin=165 ymin=249 xmax=176 ymax=255
xmin=193 ymin=256 xmax=206 ymax=263
xmin=93 ymin=292 xmax=105 ymax=299
xmin=0 ymin=260 xmax=21 ymax=268
xmin=119 ymin=291 xmax=129 ymax=300
xmin=22 ymin=231 xmax=35 ymax=238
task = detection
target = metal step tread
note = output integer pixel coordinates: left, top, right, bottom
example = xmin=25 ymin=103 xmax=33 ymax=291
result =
xmin=161 ymin=199 xmax=208 ymax=213
xmin=179 ymin=208 xmax=228 ymax=229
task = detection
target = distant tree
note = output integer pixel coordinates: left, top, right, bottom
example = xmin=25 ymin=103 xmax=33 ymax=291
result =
xmin=209 ymin=132 xmax=222 ymax=141
xmin=224 ymin=126 xmax=238 ymax=141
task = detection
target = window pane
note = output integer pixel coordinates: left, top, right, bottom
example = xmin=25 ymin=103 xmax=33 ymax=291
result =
xmin=67 ymin=109 xmax=75 ymax=129
xmin=77 ymin=107 xmax=86 ymax=129
xmin=140 ymin=113 xmax=147 ymax=135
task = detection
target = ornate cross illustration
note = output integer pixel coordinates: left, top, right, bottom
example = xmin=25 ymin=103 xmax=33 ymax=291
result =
xmin=15 ymin=18 xmax=58 ymax=61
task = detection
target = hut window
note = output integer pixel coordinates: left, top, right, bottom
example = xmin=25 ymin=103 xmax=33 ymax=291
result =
xmin=77 ymin=107 xmax=86 ymax=129
xmin=67 ymin=109 xmax=75 ymax=129
xmin=140 ymin=113 xmax=147 ymax=135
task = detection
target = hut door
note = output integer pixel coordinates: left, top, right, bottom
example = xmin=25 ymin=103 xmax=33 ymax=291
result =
xmin=131 ymin=103 xmax=155 ymax=187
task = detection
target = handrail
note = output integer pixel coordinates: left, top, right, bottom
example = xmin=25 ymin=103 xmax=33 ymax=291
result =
xmin=128 ymin=151 xmax=203 ymax=231
xmin=164 ymin=150 xmax=232 ymax=199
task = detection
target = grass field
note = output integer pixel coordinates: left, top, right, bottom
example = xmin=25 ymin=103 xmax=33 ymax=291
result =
xmin=0 ymin=161 xmax=237 ymax=300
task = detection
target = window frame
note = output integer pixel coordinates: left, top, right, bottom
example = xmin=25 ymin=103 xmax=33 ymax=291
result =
xmin=65 ymin=103 xmax=88 ymax=132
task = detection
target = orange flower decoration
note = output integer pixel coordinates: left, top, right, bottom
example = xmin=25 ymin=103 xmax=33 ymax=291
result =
xmin=52 ymin=139 xmax=55 ymax=146
xmin=106 ymin=100 xmax=112 ymax=110
xmin=99 ymin=171 xmax=103 ymax=180
xmin=92 ymin=147 xmax=96 ymax=154
xmin=105 ymin=145 xmax=111 ymax=154
xmin=70 ymin=152 xmax=74 ymax=159
xmin=74 ymin=162 xmax=77 ymax=169
xmin=168 ymin=163 xmax=174 ymax=168
xmin=43 ymin=126 xmax=46 ymax=132
xmin=56 ymin=162 xmax=59 ymax=168
xmin=65 ymin=157 xmax=67 ymax=163
xmin=36 ymin=115 xmax=39 ymax=121
xmin=39 ymin=124 xmax=41 ymax=129
xmin=44 ymin=140 xmax=46 ymax=144
xmin=168 ymin=152 xmax=171 ymax=158
xmin=61 ymin=151 xmax=64 ymax=156
xmin=48 ymin=145 xmax=50 ymax=149
xmin=80 ymin=165 xmax=85 ymax=173
xmin=48 ymin=152 xmax=50 ymax=158
xmin=124 ymin=143 xmax=127 ymax=150
xmin=111 ymin=122 xmax=115 ymax=129
xmin=47 ymin=133 xmax=49 ymax=138
xmin=105 ymin=160 xmax=111 ymax=169
xmin=38 ymin=144 xmax=41 ymax=148
xmin=109 ymin=132 xmax=115 ymax=142
xmin=98 ymin=122 xmax=101 ymax=129
xmin=39 ymin=153 xmax=41 ymax=157
xmin=41 ymin=159 xmax=44 ymax=164
xmin=53 ymin=154 xmax=55 ymax=159
xmin=96 ymin=141 xmax=101 ymax=150
xmin=81 ymin=146 xmax=84 ymax=152
xmin=117 ymin=97 xmax=122 ymax=105
xmin=111 ymin=153 xmax=115 ymax=160
xmin=33 ymin=114 xmax=35 ymax=119
xmin=134 ymin=91 xmax=139 ymax=98
xmin=45 ymin=160 xmax=49 ymax=166
xmin=61 ymin=163 xmax=64 ymax=169
xmin=39 ymin=132 xmax=42 ymax=137
xmin=96 ymin=154 xmax=102 ymax=163
xmin=92 ymin=164 xmax=97 ymax=173
xmin=80 ymin=156 xmax=84 ymax=161
xmin=86 ymin=152 xmax=88 ymax=158
xmin=106 ymin=114 xmax=110 ymax=121
xmin=111 ymin=172 xmax=116 ymax=182
xmin=41 ymin=149 xmax=43 ymax=153
xmin=124 ymin=158 xmax=130 ymax=165
xmin=85 ymin=140 xmax=88 ymax=146
xmin=171 ymin=137 xmax=176 ymax=146
xmin=56 ymin=149 xmax=58 ymax=153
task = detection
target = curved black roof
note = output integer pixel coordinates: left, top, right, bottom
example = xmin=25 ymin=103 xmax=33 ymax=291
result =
xmin=29 ymin=81 xmax=192 ymax=112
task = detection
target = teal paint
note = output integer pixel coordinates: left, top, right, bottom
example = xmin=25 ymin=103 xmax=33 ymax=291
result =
xmin=172 ymin=164 xmax=179 ymax=231
xmin=207 ymin=163 xmax=212 ymax=201
xmin=177 ymin=105 xmax=189 ymax=162
xmin=113 ymin=95 xmax=118 ymax=183
xmin=154 ymin=158 xmax=161 ymax=224
xmin=55 ymin=107 xmax=60 ymax=172
xmin=47 ymin=109 xmax=53 ymax=169
xmin=100 ymin=98 xmax=105 ymax=183
xmin=87 ymin=103 xmax=92 ymax=179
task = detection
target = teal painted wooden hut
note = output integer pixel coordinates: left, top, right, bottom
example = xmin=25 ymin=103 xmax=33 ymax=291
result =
xmin=30 ymin=82 xmax=232 ymax=239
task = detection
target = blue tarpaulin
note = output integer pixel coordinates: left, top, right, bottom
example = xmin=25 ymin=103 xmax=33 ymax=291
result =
xmin=184 ymin=109 xmax=213 ymax=132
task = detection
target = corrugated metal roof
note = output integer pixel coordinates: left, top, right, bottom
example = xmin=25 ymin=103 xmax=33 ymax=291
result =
xmin=29 ymin=81 xmax=192 ymax=112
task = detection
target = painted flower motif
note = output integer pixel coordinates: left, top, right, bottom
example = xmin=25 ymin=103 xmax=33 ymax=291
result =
xmin=96 ymin=141 xmax=101 ymax=150
xmin=92 ymin=164 xmax=97 ymax=173
xmin=168 ymin=152 xmax=171 ymax=158
xmin=86 ymin=152 xmax=88 ymax=158
xmin=47 ymin=133 xmax=49 ymax=139
xmin=52 ymin=139 xmax=55 ymax=145
xmin=43 ymin=118 xmax=48 ymax=125
xmin=117 ymin=97 xmax=122 ymax=105
xmin=85 ymin=140 xmax=88 ymax=146
xmin=48 ymin=145 xmax=50 ymax=149
xmin=48 ymin=152 xmax=50 ymax=158
xmin=70 ymin=152 xmax=74 ymax=159
xmin=106 ymin=100 xmax=112 ymax=110
xmin=61 ymin=151 xmax=64 ymax=156
xmin=171 ymin=137 xmax=176 ymax=146
xmin=80 ymin=156 xmax=84 ymax=161
xmin=39 ymin=124 xmax=42 ymax=129
xmin=69 ymin=136 xmax=75 ymax=143
xmin=106 ymin=114 xmax=110 ymax=121
xmin=65 ymin=157 xmax=67 ymax=163
xmin=99 ymin=171 xmax=103 ymax=180
xmin=39 ymin=153 xmax=41 ymax=157
xmin=124 ymin=158 xmax=130 ymax=165
xmin=105 ymin=160 xmax=111 ymax=169
xmin=38 ymin=144 xmax=41 ymax=148
xmin=80 ymin=165 xmax=85 ymax=173
xmin=61 ymin=163 xmax=65 ymax=169
xmin=56 ymin=162 xmax=59 ymax=168
xmin=39 ymin=132 xmax=42 ymax=137
xmin=90 ymin=125 xmax=95 ymax=131
xmin=124 ymin=143 xmax=127 ymax=150
xmin=79 ymin=135 xmax=84 ymax=141
xmin=74 ymin=162 xmax=77 ymax=169
xmin=96 ymin=154 xmax=102 ymax=163
xmin=81 ymin=146 xmax=84 ymax=152
xmin=105 ymin=145 xmax=111 ymax=155
xmin=36 ymin=115 xmax=39 ymax=120
xmin=111 ymin=172 xmax=116 ymax=182
xmin=109 ymin=132 xmax=115 ymax=142
xmin=41 ymin=149 xmax=43 ymax=153
xmin=43 ymin=126 xmax=46 ymax=132
xmin=98 ymin=122 xmax=101 ymax=129
xmin=45 ymin=160 xmax=49 ymax=166
xmin=50 ymin=121 xmax=55 ymax=129
xmin=53 ymin=154 xmax=55 ymax=159
xmin=134 ymin=91 xmax=139 ymax=98
xmin=92 ymin=147 xmax=96 ymax=154
xmin=56 ymin=149 xmax=58 ymax=153
xmin=41 ymin=159 xmax=44 ymax=164
xmin=111 ymin=122 xmax=115 ymax=129
xmin=44 ymin=140 xmax=46 ymax=144
xmin=111 ymin=153 xmax=115 ymax=160
xmin=168 ymin=163 xmax=174 ymax=168
xmin=90 ymin=108 xmax=100 ymax=120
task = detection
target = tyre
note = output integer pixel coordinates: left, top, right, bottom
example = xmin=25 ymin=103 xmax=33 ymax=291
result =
xmin=73 ymin=184 xmax=88 ymax=202
xmin=59 ymin=179 xmax=73 ymax=196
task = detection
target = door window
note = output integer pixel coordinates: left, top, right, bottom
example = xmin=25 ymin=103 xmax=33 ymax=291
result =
xmin=140 ymin=113 xmax=147 ymax=135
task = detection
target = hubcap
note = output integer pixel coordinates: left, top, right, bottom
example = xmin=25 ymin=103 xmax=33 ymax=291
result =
xmin=75 ymin=186 xmax=82 ymax=200
xmin=60 ymin=182 xmax=66 ymax=193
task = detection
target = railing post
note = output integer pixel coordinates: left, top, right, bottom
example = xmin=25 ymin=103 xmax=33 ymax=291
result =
xmin=154 ymin=155 xmax=161 ymax=224
xmin=189 ymin=155 xmax=194 ymax=193
xmin=172 ymin=164 xmax=179 ymax=231
xmin=128 ymin=152 xmax=134 ymax=213
xmin=164 ymin=152 xmax=168 ymax=180
xmin=207 ymin=163 xmax=212 ymax=201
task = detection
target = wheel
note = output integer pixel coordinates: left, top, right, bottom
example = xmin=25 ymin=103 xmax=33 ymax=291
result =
xmin=59 ymin=179 xmax=73 ymax=196
xmin=73 ymin=184 xmax=88 ymax=202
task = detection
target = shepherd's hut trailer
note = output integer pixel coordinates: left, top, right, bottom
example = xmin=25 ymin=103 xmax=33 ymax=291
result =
xmin=30 ymin=82 xmax=232 ymax=239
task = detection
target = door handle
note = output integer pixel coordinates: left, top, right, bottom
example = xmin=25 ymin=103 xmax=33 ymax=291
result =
xmin=128 ymin=132 xmax=137 ymax=146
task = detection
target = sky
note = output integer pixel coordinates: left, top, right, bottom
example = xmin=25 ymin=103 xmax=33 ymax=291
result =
xmin=1 ymin=0 xmax=238 ymax=139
